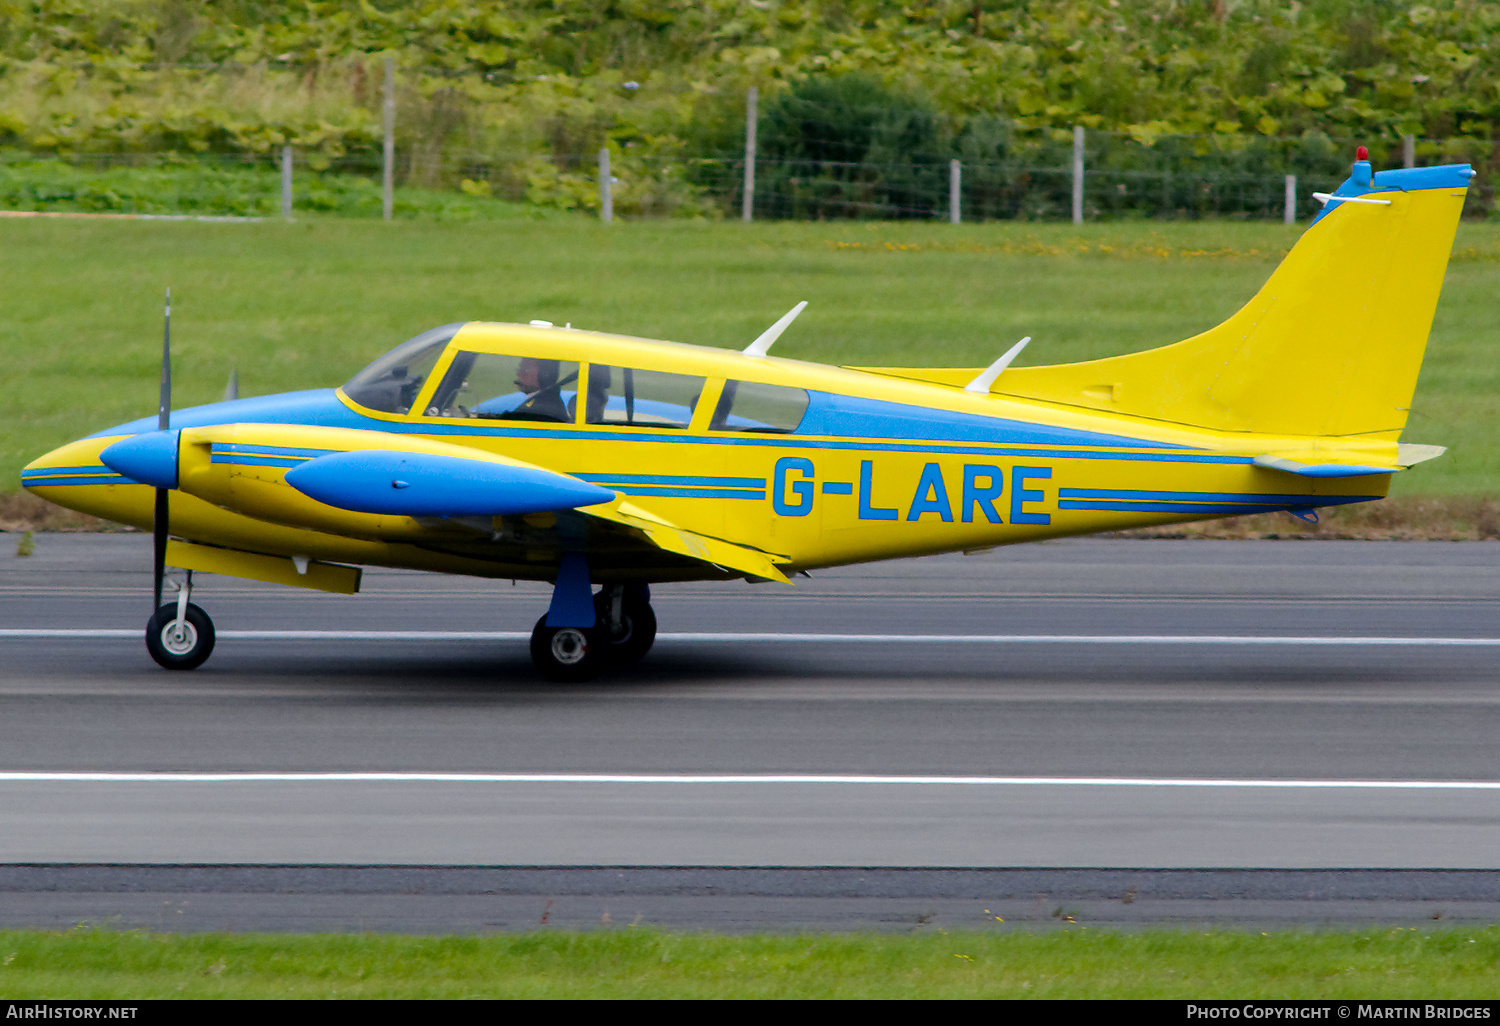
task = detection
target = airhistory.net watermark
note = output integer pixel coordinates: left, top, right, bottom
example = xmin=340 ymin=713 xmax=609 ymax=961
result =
xmin=5 ymin=1007 xmax=137 ymax=1019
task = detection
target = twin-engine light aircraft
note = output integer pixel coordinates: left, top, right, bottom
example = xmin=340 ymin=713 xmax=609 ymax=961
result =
xmin=23 ymin=153 xmax=1471 ymax=680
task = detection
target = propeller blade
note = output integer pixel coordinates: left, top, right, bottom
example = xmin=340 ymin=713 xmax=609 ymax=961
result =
xmin=159 ymin=288 xmax=171 ymax=431
xmin=224 ymin=367 xmax=238 ymax=402
xmin=154 ymin=288 xmax=171 ymax=609
xmin=153 ymin=488 xmax=168 ymax=609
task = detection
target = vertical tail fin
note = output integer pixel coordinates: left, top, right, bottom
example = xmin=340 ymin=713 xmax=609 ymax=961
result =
xmin=985 ymin=160 xmax=1471 ymax=439
xmin=870 ymin=158 xmax=1476 ymax=438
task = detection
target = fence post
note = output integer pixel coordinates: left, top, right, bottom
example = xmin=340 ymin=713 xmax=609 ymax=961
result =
xmin=1284 ymin=174 xmax=1296 ymax=225
xmin=280 ymin=145 xmax=293 ymax=221
xmin=949 ymin=159 xmax=961 ymax=224
xmin=1071 ymin=126 xmax=1084 ymax=226
xmin=1403 ymin=134 xmax=1416 ymax=169
xmin=381 ymin=57 xmax=395 ymax=222
xmin=599 ymin=148 xmax=613 ymax=224
xmin=742 ymin=86 xmax=758 ymax=222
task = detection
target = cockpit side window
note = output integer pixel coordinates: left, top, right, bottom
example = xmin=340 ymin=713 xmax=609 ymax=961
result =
xmin=586 ymin=367 xmax=706 ymax=430
xmin=342 ymin=324 xmax=462 ymax=414
xmin=709 ymin=381 xmax=809 ymax=433
xmin=424 ymin=351 xmax=580 ymax=423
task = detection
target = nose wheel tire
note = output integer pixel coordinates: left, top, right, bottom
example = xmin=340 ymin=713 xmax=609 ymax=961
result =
xmin=594 ymin=591 xmax=657 ymax=666
xmin=145 ymin=602 xmax=216 ymax=671
xmin=530 ymin=617 xmax=607 ymax=682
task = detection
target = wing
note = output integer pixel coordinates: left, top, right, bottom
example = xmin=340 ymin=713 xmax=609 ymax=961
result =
xmin=170 ymin=423 xmax=790 ymax=584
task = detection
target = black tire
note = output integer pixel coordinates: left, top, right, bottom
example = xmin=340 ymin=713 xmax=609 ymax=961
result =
xmin=593 ymin=590 xmax=657 ymax=666
xmin=530 ymin=616 xmax=607 ymax=682
xmin=145 ymin=602 xmax=216 ymax=671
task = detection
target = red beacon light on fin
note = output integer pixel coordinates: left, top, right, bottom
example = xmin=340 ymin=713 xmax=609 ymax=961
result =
xmin=1350 ymin=145 xmax=1374 ymax=187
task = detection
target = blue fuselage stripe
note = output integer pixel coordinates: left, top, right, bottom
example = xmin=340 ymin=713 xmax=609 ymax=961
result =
xmin=21 ymin=465 xmax=115 ymax=478
xmin=210 ymin=454 xmax=305 ymax=468
xmin=1060 ymin=488 xmax=1335 ymax=504
xmin=406 ymin=427 xmax=1246 ymax=464
xmin=93 ymin=389 xmax=1250 ymax=465
xmin=575 ymin=474 xmax=767 ymax=488
xmin=1060 ymin=496 xmax=1374 ymax=514
xmin=610 ymin=487 xmax=767 ymax=500
xmin=796 ymin=390 xmax=1189 ymax=450
xmin=23 ymin=475 xmax=128 ymax=487
xmin=424 ymin=427 xmax=1233 ymax=463
xmin=211 ymin=443 xmax=337 ymax=459
xmin=1059 ymin=501 xmax=1292 ymax=515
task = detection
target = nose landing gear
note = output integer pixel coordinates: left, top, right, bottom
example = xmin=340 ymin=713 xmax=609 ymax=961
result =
xmin=145 ymin=572 xmax=216 ymax=671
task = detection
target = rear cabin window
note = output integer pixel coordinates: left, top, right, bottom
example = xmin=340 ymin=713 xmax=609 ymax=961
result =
xmin=425 ymin=352 xmax=581 ymax=423
xmin=708 ymin=381 xmax=809 ymax=434
xmin=585 ymin=366 xmax=705 ymax=430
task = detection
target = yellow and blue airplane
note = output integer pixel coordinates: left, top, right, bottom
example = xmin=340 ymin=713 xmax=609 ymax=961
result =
xmin=21 ymin=152 xmax=1471 ymax=680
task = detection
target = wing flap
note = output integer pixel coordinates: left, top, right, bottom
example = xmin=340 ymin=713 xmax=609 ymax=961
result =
xmin=584 ymin=500 xmax=792 ymax=584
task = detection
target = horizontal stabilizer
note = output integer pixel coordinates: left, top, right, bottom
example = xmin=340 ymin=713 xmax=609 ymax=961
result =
xmin=1397 ymin=443 xmax=1447 ymax=467
xmin=285 ymin=449 xmax=616 ymax=517
xmin=1252 ymin=455 xmax=1396 ymax=478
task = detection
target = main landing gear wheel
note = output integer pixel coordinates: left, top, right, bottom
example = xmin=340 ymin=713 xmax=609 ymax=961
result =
xmin=530 ymin=617 xmax=607 ymax=683
xmin=594 ymin=589 xmax=657 ymax=666
xmin=145 ymin=602 xmax=216 ymax=671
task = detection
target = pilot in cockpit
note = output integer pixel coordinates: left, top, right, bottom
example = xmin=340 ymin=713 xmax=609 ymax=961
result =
xmin=508 ymin=357 xmax=569 ymax=422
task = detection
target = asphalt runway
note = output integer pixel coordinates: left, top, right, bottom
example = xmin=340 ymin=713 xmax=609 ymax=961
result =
xmin=2 ymin=533 xmax=1499 ymax=931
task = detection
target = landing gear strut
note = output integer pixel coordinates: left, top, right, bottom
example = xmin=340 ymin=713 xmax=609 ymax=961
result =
xmin=144 ymin=571 xmax=216 ymax=671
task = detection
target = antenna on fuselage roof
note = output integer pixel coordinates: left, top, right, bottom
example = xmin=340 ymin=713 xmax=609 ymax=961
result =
xmin=743 ymin=301 xmax=807 ymax=358
xmin=964 ymin=336 xmax=1031 ymax=394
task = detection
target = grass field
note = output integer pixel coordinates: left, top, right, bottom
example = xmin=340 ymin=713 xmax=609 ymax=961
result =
xmin=2 ymin=215 xmax=1497 ymax=514
xmin=2 ymin=926 xmax=1499 ymax=999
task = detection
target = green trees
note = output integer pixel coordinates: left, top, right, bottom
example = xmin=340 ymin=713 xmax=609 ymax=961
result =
xmin=752 ymin=74 xmax=948 ymax=219
xmin=0 ymin=1 xmax=1494 ymax=217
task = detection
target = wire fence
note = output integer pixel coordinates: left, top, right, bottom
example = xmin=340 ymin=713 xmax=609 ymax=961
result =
xmin=2 ymin=129 xmax=1494 ymax=223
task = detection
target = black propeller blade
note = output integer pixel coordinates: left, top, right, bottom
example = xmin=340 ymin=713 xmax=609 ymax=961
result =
xmin=153 ymin=288 xmax=170 ymax=610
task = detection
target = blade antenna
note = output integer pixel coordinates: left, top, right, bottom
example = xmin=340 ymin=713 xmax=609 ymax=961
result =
xmin=153 ymin=288 xmax=171 ymax=609
xmin=744 ymin=301 xmax=807 ymax=358
xmin=964 ymin=337 xmax=1031 ymax=394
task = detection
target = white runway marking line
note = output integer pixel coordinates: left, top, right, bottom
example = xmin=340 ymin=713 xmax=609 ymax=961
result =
xmin=0 ymin=772 xmax=1498 ymax=790
xmin=4 ymin=629 xmax=1500 ymax=646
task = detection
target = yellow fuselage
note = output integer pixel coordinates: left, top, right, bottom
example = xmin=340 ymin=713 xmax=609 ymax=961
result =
xmin=24 ymin=322 xmax=1386 ymax=584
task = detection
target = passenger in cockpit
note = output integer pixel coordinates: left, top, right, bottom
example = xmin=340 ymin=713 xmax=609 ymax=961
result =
xmin=583 ymin=365 xmax=611 ymax=424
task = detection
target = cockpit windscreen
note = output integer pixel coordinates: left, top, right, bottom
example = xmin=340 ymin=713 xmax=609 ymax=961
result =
xmin=342 ymin=323 xmax=463 ymax=413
